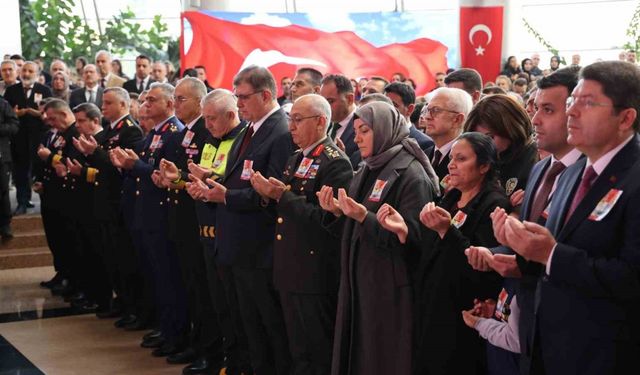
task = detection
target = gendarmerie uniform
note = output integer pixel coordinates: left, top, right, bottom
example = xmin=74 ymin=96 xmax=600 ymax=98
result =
xmin=192 ymin=123 xmax=252 ymax=371
xmin=274 ymin=137 xmax=353 ymax=375
xmin=129 ymin=116 xmax=188 ymax=348
xmin=164 ymin=115 xmax=222 ymax=360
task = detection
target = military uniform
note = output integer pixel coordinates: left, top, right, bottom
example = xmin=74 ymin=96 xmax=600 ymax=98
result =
xmin=129 ymin=116 xmax=188 ymax=348
xmin=274 ymin=137 xmax=353 ymax=375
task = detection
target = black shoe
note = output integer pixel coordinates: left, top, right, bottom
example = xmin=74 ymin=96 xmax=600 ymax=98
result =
xmin=13 ymin=205 xmax=27 ymax=216
xmin=123 ymin=317 xmax=148 ymax=331
xmin=40 ymin=273 xmax=64 ymax=289
xmin=114 ymin=314 xmax=137 ymax=328
xmin=51 ymin=280 xmax=73 ymax=296
xmin=0 ymin=225 xmax=13 ymax=242
xmin=167 ymin=347 xmax=197 ymax=364
xmin=140 ymin=335 xmax=165 ymax=349
xmin=152 ymin=343 xmax=181 ymax=357
xmin=25 ymin=201 xmax=35 ymax=208
xmin=143 ymin=329 xmax=162 ymax=341
xmin=183 ymin=358 xmax=223 ymax=375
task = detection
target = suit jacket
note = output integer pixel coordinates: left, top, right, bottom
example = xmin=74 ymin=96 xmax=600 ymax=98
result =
xmin=104 ymin=74 xmax=126 ymax=88
xmin=123 ymin=77 xmax=155 ymax=94
xmin=0 ymin=98 xmax=19 ymax=162
xmin=414 ymin=183 xmax=508 ymax=375
xmin=166 ymin=116 xmax=209 ymax=243
xmin=425 ymin=145 xmax=451 ymax=183
xmin=337 ymin=116 xmax=361 ymax=169
xmin=273 ymin=137 xmax=353 ymax=294
xmin=215 ymin=108 xmax=293 ymax=268
xmin=130 ymin=116 xmax=184 ymax=231
xmin=521 ymin=135 xmax=640 ymax=375
xmin=408 ymin=123 xmax=434 ymax=152
xmin=3 ymin=82 xmax=51 ymax=156
xmin=69 ymin=86 xmax=103 ymax=109
xmin=332 ymin=149 xmax=436 ymax=375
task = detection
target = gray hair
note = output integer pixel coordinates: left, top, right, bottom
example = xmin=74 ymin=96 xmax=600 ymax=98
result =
xmin=149 ymin=82 xmax=175 ymax=101
xmin=95 ymin=50 xmax=111 ymax=61
xmin=176 ymin=77 xmax=207 ymax=100
xmin=23 ymin=61 xmax=40 ymax=72
xmin=430 ymin=87 xmax=473 ymax=116
xmin=201 ymin=88 xmax=238 ymax=114
xmin=104 ymin=87 xmax=131 ymax=107
xmin=233 ymin=65 xmax=277 ymax=98
xmin=1 ymin=60 xmax=16 ymax=69
xmin=296 ymin=94 xmax=331 ymax=131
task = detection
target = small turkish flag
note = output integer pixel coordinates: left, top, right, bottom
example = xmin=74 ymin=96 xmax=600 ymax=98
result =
xmin=459 ymin=2 xmax=504 ymax=84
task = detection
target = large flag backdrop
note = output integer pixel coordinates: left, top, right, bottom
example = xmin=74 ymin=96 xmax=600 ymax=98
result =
xmin=181 ymin=11 xmax=457 ymax=95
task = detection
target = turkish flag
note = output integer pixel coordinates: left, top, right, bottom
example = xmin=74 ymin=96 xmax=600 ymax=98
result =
xmin=459 ymin=4 xmax=504 ymax=84
xmin=181 ymin=11 xmax=449 ymax=95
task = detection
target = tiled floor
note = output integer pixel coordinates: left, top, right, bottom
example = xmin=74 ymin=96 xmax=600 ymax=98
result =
xmin=0 ymin=266 xmax=184 ymax=374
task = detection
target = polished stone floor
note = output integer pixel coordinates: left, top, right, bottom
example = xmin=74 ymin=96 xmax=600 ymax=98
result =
xmin=0 ymin=266 xmax=183 ymax=374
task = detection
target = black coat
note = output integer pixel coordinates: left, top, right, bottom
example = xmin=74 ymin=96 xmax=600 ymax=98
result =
xmin=69 ymin=86 xmax=103 ymax=109
xmin=123 ymin=77 xmax=155 ymax=94
xmin=331 ymin=149 xmax=436 ymax=375
xmin=273 ymin=137 xmax=353 ymax=294
xmin=0 ymin=98 xmax=19 ymax=162
xmin=413 ymin=183 xmax=509 ymax=375
xmin=3 ymin=82 xmax=51 ymax=159
xmin=497 ymin=142 xmax=538 ymax=197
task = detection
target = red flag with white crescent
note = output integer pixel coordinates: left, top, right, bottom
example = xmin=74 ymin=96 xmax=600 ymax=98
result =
xmin=181 ymin=11 xmax=449 ymax=95
xmin=459 ymin=1 xmax=504 ymax=84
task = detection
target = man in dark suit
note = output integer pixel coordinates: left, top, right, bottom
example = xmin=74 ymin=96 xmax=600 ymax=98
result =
xmin=69 ymin=64 xmax=103 ymax=109
xmin=123 ymin=55 xmax=154 ymax=94
xmin=251 ymin=94 xmax=353 ymax=375
xmin=444 ymin=68 xmax=483 ymax=105
xmin=198 ymin=65 xmax=293 ymax=375
xmin=422 ymin=87 xmax=473 ymax=182
xmin=0 ymin=97 xmax=19 ymax=239
xmin=3 ymin=61 xmax=51 ymax=214
xmin=498 ymin=61 xmax=640 ymax=375
xmin=383 ymin=82 xmax=434 ymax=152
xmin=320 ymin=74 xmax=361 ymax=169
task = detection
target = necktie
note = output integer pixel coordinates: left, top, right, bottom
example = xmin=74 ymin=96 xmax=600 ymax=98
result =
xmin=101 ymin=78 xmax=106 ymax=88
xmin=565 ymin=165 xmax=598 ymax=222
xmin=138 ymin=80 xmax=144 ymax=92
xmin=23 ymin=86 xmax=31 ymax=98
xmin=432 ymin=149 xmax=443 ymax=167
xmin=237 ymin=124 xmax=255 ymax=157
xmin=329 ymin=122 xmax=341 ymax=141
xmin=89 ymin=89 xmax=95 ymax=104
xmin=529 ymin=161 xmax=566 ymax=222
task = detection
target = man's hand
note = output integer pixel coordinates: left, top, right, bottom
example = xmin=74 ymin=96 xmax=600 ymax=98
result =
xmin=250 ymin=171 xmax=286 ymax=201
xmin=159 ymin=159 xmax=180 ymax=182
xmin=187 ymin=161 xmax=211 ymax=180
xmin=202 ymin=178 xmax=227 ymax=203
xmin=66 ymin=158 xmax=83 ymax=176
xmin=186 ymin=174 xmax=209 ymax=200
xmin=151 ymin=170 xmax=167 ymax=188
xmin=510 ymin=189 xmax=525 ymax=208
xmin=490 ymin=207 xmax=509 ymax=246
xmin=504 ymin=216 xmax=556 ymax=264
xmin=32 ymin=181 xmax=43 ymax=194
xmin=109 ymin=147 xmax=138 ymax=170
xmin=54 ymin=162 xmax=68 ymax=177
xmin=37 ymin=145 xmax=51 ymax=161
xmin=74 ymin=135 xmax=98 ymax=155
xmin=14 ymin=105 xmax=27 ymax=117
xmin=464 ymin=246 xmax=493 ymax=272
xmin=337 ymin=188 xmax=367 ymax=223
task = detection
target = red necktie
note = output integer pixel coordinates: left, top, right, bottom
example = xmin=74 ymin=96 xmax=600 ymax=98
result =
xmin=565 ymin=165 xmax=597 ymax=222
xmin=529 ymin=161 xmax=566 ymax=222
xmin=237 ymin=124 xmax=254 ymax=157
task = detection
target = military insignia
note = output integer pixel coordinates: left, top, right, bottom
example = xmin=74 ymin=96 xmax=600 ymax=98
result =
xmin=588 ymin=189 xmax=623 ymax=221
xmin=295 ymin=157 xmax=313 ymax=178
xmin=53 ymin=136 xmax=65 ymax=148
xmin=306 ymin=164 xmax=320 ymax=179
xmin=368 ymin=179 xmax=387 ymax=202
xmin=241 ymin=160 xmax=253 ymax=180
xmin=312 ymin=144 xmax=324 ymax=157
xmin=170 ymin=124 xmax=178 ymax=132
xmin=494 ymin=288 xmax=510 ymax=322
xmin=451 ymin=210 xmax=468 ymax=228
xmin=181 ymin=130 xmax=195 ymax=148
xmin=148 ymin=157 xmax=155 ymax=165
xmin=505 ymin=178 xmax=518 ymax=196
xmin=150 ymin=135 xmax=162 ymax=151
xmin=440 ymin=174 xmax=451 ymax=191
xmin=109 ymin=135 xmax=120 ymax=143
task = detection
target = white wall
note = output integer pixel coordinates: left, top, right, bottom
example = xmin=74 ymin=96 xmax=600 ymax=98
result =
xmin=0 ymin=0 xmax=22 ymax=56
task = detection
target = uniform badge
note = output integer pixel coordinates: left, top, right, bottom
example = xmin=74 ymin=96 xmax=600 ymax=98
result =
xmin=34 ymin=93 xmax=43 ymax=104
xmin=588 ymin=189 xmax=623 ymax=221
xmin=306 ymin=164 xmax=320 ymax=179
xmin=494 ymin=288 xmax=510 ymax=322
xmin=181 ymin=130 xmax=195 ymax=148
xmin=241 ymin=160 xmax=254 ymax=180
xmin=451 ymin=210 xmax=468 ymax=228
xmin=294 ymin=157 xmax=313 ymax=178
xmin=368 ymin=179 xmax=388 ymax=202
xmin=212 ymin=153 xmax=226 ymax=169
xmin=148 ymin=157 xmax=155 ymax=166
xmin=505 ymin=178 xmax=518 ymax=196
xmin=440 ymin=174 xmax=451 ymax=192
xmin=150 ymin=135 xmax=162 ymax=151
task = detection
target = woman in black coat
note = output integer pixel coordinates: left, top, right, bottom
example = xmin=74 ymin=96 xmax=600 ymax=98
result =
xmin=318 ymin=101 xmax=438 ymax=375
xmin=379 ymin=132 xmax=510 ymax=375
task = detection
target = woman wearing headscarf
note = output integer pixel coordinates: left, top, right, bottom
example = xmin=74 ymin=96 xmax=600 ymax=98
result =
xmin=318 ymin=101 xmax=438 ymax=375
xmin=550 ymin=55 xmax=561 ymax=72
xmin=501 ymin=56 xmax=521 ymax=82
xmin=379 ymin=132 xmax=509 ymax=375
xmin=464 ymin=94 xmax=538 ymax=198
xmin=50 ymin=71 xmax=71 ymax=103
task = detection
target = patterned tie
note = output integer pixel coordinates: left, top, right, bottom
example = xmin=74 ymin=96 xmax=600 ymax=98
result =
xmin=101 ymin=78 xmax=106 ymax=88
xmin=528 ymin=161 xmax=566 ymax=222
xmin=237 ymin=124 xmax=254 ymax=157
xmin=565 ymin=165 xmax=598 ymax=223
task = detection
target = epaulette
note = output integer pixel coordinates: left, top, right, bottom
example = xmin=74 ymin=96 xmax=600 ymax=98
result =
xmin=323 ymin=145 xmax=341 ymax=159
xmin=125 ymin=118 xmax=134 ymax=127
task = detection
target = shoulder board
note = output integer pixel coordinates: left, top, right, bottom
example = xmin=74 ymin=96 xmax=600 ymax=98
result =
xmin=125 ymin=118 xmax=134 ymax=127
xmin=323 ymin=145 xmax=341 ymax=159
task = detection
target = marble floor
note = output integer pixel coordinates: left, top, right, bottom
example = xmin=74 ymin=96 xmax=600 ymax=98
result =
xmin=0 ymin=266 xmax=185 ymax=374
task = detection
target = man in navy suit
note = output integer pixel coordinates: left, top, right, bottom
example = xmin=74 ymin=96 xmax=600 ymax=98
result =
xmin=497 ymin=61 xmax=640 ymax=375
xmin=383 ymin=82 xmax=434 ymax=152
xmin=320 ymin=74 xmax=361 ymax=168
xmin=69 ymin=64 xmax=104 ymax=109
xmin=198 ymin=65 xmax=293 ymax=375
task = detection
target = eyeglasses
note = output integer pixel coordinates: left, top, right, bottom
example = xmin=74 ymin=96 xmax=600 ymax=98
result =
xmin=234 ymin=91 xmax=262 ymax=101
xmin=565 ymin=96 xmax=617 ymax=110
xmin=420 ymin=106 xmax=459 ymax=118
xmin=287 ymin=115 xmax=321 ymax=125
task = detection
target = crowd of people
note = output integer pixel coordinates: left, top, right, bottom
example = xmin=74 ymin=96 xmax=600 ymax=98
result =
xmin=0 ymin=48 xmax=638 ymax=375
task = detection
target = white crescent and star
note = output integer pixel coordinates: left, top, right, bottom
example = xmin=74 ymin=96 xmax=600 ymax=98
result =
xmin=468 ymin=24 xmax=492 ymax=56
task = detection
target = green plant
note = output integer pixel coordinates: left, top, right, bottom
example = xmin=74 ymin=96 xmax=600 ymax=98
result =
xmin=522 ymin=18 xmax=566 ymax=65
xmin=623 ymin=1 xmax=640 ymax=59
